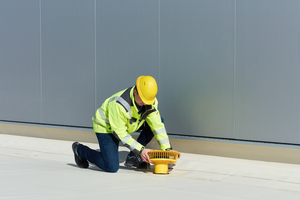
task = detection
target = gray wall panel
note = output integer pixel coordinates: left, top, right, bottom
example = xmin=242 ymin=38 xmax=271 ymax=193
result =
xmin=0 ymin=0 xmax=41 ymax=122
xmin=41 ymin=0 xmax=95 ymax=126
xmin=95 ymin=0 xmax=160 ymax=107
xmin=160 ymin=0 xmax=235 ymax=138
xmin=1 ymin=0 xmax=300 ymax=145
xmin=235 ymin=0 xmax=300 ymax=143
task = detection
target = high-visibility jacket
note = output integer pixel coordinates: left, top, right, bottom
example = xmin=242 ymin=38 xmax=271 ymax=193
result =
xmin=92 ymin=86 xmax=171 ymax=155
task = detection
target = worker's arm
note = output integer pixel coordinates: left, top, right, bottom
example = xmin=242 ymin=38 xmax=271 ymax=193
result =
xmin=146 ymin=109 xmax=172 ymax=150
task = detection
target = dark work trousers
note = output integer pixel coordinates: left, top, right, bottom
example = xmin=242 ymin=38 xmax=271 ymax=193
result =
xmin=76 ymin=121 xmax=157 ymax=172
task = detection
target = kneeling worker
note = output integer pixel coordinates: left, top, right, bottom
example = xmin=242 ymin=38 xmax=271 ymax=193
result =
xmin=72 ymin=75 xmax=178 ymax=172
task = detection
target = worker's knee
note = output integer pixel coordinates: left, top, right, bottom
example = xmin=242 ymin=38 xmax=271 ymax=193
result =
xmin=103 ymin=160 xmax=119 ymax=173
xmin=105 ymin=165 xmax=119 ymax=173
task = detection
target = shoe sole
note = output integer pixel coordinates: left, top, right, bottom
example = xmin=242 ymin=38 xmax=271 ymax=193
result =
xmin=124 ymin=162 xmax=135 ymax=168
xmin=124 ymin=162 xmax=149 ymax=169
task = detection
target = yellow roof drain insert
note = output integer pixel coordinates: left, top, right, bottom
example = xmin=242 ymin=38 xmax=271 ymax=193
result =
xmin=148 ymin=150 xmax=180 ymax=174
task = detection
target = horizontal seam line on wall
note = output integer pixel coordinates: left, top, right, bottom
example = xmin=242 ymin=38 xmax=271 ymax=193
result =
xmin=1 ymin=120 xmax=300 ymax=147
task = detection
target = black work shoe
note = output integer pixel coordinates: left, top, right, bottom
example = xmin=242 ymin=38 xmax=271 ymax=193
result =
xmin=72 ymin=142 xmax=89 ymax=168
xmin=124 ymin=154 xmax=150 ymax=169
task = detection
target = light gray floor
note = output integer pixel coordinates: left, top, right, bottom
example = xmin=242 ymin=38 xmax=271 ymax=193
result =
xmin=1 ymin=134 xmax=300 ymax=200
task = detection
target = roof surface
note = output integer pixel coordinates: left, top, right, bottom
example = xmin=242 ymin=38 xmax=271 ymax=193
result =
xmin=1 ymin=134 xmax=300 ymax=200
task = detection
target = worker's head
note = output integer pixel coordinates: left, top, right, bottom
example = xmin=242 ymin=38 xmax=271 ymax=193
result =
xmin=135 ymin=76 xmax=157 ymax=105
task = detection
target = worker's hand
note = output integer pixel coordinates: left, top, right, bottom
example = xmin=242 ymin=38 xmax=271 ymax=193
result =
xmin=140 ymin=148 xmax=153 ymax=163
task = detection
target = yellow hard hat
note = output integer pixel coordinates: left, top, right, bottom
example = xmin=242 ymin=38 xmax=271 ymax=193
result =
xmin=136 ymin=76 xmax=158 ymax=105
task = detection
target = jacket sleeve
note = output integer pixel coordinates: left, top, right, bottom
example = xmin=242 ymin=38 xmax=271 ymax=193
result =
xmin=107 ymin=102 xmax=144 ymax=155
xmin=146 ymin=109 xmax=171 ymax=151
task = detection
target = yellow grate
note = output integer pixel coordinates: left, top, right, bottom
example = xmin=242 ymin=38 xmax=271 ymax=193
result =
xmin=148 ymin=150 xmax=180 ymax=174
xmin=148 ymin=151 xmax=179 ymax=160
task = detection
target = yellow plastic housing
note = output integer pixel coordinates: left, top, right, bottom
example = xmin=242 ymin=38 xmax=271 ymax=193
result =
xmin=148 ymin=150 xmax=180 ymax=174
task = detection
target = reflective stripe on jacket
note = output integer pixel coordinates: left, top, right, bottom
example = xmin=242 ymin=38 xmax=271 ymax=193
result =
xmin=92 ymin=87 xmax=171 ymax=155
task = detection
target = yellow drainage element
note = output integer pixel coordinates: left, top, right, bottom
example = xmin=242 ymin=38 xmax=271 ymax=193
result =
xmin=148 ymin=150 xmax=180 ymax=174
